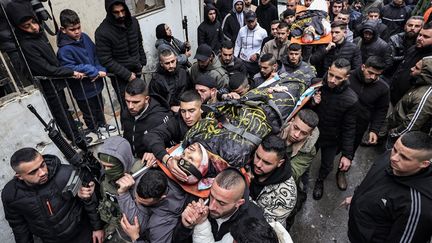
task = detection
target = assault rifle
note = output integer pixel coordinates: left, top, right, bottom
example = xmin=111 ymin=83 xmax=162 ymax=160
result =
xmin=182 ymin=16 xmax=192 ymax=68
xmin=27 ymin=104 xmax=101 ymax=199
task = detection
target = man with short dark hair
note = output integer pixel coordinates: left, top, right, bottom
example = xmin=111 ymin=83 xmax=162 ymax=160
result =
xmin=191 ymin=44 xmax=229 ymax=89
xmin=261 ymin=22 xmax=290 ymax=62
xmin=349 ymin=56 xmax=389 ymax=153
xmin=280 ymin=43 xmax=316 ymax=85
xmin=219 ymin=40 xmax=247 ymax=75
xmin=335 ymin=10 xmax=354 ymax=42
xmin=230 ymin=217 xmax=280 ymax=243
xmin=174 ymin=168 xmax=265 ymax=242
xmin=235 ymin=10 xmax=267 ymax=77
xmin=261 ymin=20 xmax=280 ymax=49
xmin=344 ymin=131 xmax=432 ymax=242
xmin=252 ymin=53 xmax=279 ymax=89
xmin=381 ymin=0 xmax=411 ymax=37
xmin=311 ymin=21 xmax=362 ymax=77
xmin=2 ymin=148 xmax=104 ymax=243
xmin=121 ymin=78 xmax=171 ymax=159
xmin=95 ymin=0 xmax=146 ymax=109
xmin=250 ymin=135 xmax=297 ymax=227
xmin=330 ymin=0 xmax=344 ymax=21
xmin=391 ymin=22 xmax=432 ymax=105
xmin=116 ymin=169 xmax=188 ymax=243
xmin=312 ymin=58 xmax=359 ymax=200
xmin=149 ymin=49 xmax=191 ymax=112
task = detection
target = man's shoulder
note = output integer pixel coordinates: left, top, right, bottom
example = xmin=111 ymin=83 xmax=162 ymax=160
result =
xmin=2 ymin=178 xmax=19 ymax=203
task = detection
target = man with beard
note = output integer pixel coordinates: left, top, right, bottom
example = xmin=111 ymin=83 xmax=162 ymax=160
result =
xmin=149 ymin=49 xmax=191 ymax=112
xmin=219 ymin=40 xmax=247 ymax=75
xmin=222 ymin=0 xmax=245 ymax=43
xmin=349 ymin=56 xmax=389 ymax=155
xmin=335 ymin=10 xmax=354 ymax=42
xmin=155 ymin=23 xmax=192 ymax=69
xmin=261 ymin=20 xmax=280 ymax=50
xmin=261 ymin=22 xmax=290 ymax=63
xmin=387 ymin=16 xmax=424 ymax=78
xmin=279 ymin=43 xmax=316 ymax=85
xmin=121 ymin=78 xmax=171 ymax=159
xmin=194 ymin=74 xmax=219 ymax=104
xmin=173 ymin=168 xmax=265 ymax=243
xmin=2 ymin=148 xmax=104 ymax=243
xmin=190 ymin=44 xmax=229 ymax=89
xmin=244 ymin=0 xmax=257 ymax=12
xmin=95 ymin=0 xmax=147 ymax=110
xmin=234 ymin=10 xmax=267 ymax=77
xmin=355 ymin=20 xmax=393 ymax=70
xmin=311 ymin=58 xmax=358 ymax=200
xmin=198 ymin=4 xmax=224 ymax=53
xmin=390 ymin=22 xmax=432 ymax=106
xmin=249 ymin=135 xmax=297 ymax=228
xmin=251 ymin=54 xmax=278 ymax=89
xmin=311 ymin=21 xmax=362 ymax=77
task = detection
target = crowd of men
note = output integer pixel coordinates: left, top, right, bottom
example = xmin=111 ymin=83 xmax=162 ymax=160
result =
xmin=1 ymin=0 xmax=432 ymax=242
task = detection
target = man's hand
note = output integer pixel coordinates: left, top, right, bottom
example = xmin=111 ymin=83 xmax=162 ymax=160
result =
xmin=340 ymin=196 xmax=353 ymax=210
xmin=368 ymin=131 xmax=378 ymax=145
xmin=185 ymin=49 xmax=192 ymax=58
xmin=279 ymin=123 xmax=291 ymax=141
xmin=92 ymin=229 xmax=105 ymax=243
xmin=181 ymin=200 xmax=209 ymax=229
xmin=171 ymin=106 xmax=180 ymax=113
xmin=325 ymin=42 xmax=336 ymax=52
xmin=129 ymin=72 xmax=136 ymax=81
xmin=120 ymin=214 xmax=140 ymax=241
xmin=167 ymin=156 xmax=188 ymax=182
xmin=116 ymin=173 xmax=135 ymax=195
xmin=222 ymin=92 xmax=241 ymax=100
xmin=249 ymin=53 xmax=259 ymax=62
xmin=98 ymin=71 xmax=107 ymax=78
xmin=184 ymin=41 xmax=191 ymax=49
xmin=142 ymin=152 xmax=157 ymax=167
xmin=312 ymin=91 xmax=322 ymax=105
xmin=77 ymin=181 xmax=95 ymax=200
xmin=339 ymin=156 xmax=351 ymax=171
xmin=73 ymin=71 xmax=85 ymax=79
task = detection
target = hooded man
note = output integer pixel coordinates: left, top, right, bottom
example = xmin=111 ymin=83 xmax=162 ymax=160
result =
xmin=155 ymin=23 xmax=191 ymax=69
xmin=198 ymin=4 xmax=224 ymax=54
xmin=221 ymin=0 xmax=245 ymax=43
xmin=355 ymin=20 xmax=393 ymax=70
xmin=95 ymin=0 xmax=147 ymax=110
xmin=97 ymin=136 xmax=142 ymax=242
xmin=190 ymin=44 xmax=229 ymax=89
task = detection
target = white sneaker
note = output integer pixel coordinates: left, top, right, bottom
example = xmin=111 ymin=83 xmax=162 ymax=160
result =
xmin=98 ymin=124 xmax=117 ymax=133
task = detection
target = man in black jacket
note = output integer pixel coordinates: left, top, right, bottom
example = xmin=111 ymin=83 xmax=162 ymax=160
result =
xmin=5 ymin=1 xmax=87 ymax=148
xmin=2 ymin=148 xmax=104 ymax=243
xmin=173 ymin=168 xmax=265 ymax=242
xmin=310 ymin=21 xmax=362 ymax=78
xmin=149 ymin=49 xmax=191 ymax=112
xmin=349 ymin=56 xmax=389 ymax=153
xmin=312 ymin=58 xmax=358 ymax=200
xmin=142 ymin=90 xmax=203 ymax=179
xmin=222 ymin=0 xmax=245 ymax=43
xmin=344 ymin=131 xmax=432 ymax=243
xmin=381 ymin=0 xmax=411 ymax=37
xmin=95 ymin=0 xmax=147 ymax=110
xmin=198 ymin=4 xmax=223 ymax=53
xmin=255 ymin=0 xmax=278 ymax=36
xmin=219 ymin=40 xmax=247 ymax=75
xmin=121 ymin=78 xmax=171 ymax=159
xmin=390 ymin=22 xmax=432 ymax=105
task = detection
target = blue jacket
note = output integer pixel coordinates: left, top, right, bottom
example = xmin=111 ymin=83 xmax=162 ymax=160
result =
xmin=57 ymin=32 xmax=105 ymax=100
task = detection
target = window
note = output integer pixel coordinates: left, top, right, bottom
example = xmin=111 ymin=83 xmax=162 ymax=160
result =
xmin=126 ymin=0 xmax=165 ymax=16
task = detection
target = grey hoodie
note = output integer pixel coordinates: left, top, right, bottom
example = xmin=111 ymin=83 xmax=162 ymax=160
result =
xmin=97 ymin=136 xmax=135 ymax=173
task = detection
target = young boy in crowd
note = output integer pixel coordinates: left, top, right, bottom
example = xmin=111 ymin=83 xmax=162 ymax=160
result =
xmin=57 ymin=9 xmax=116 ymax=136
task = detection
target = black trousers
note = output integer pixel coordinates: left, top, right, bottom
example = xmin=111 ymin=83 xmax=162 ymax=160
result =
xmin=76 ymin=93 xmax=106 ymax=131
xmin=317 ymin=145 xmax=340 ymax=180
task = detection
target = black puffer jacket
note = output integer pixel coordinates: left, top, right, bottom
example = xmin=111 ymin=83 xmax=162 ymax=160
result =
xmin=198 ymin=4 xmax=223 ymax=53
xmin=349 ymin=68 xmax=390 ymax=133
xmin=355 ymin=21 xmax=393 ymax=69
xmin=121 ymin=95 xmax=171 ymax=158
xmin=219 ymin=55 xmax=247 ymax=75
xmin=315 ymin=78 xmax=358 ymax=160
xmin=95 ymin=0 xmax=146 ymax=81
xmin=391 ymin=45 xmax=432 ymax=105
xmin=149 ymin=65 xmax=191 ymax=107
xmin=381 ymin=2 xmax=411 ymax=37
xmin=310 ymin=39 xmax=362 ymax=77
xmin=1 ymin=155 xmax=103 ymax=243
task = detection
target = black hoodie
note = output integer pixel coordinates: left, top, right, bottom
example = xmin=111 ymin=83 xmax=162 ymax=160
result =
xmin=348 ymin=151 xmax=432 ymax=242
xmin=255 ymin=2 xmax=278 ymax=36
xmin=95 ymin=0 xmax=146 ymax=81
xmin=198 ymin=4 xmax=223 ymax=53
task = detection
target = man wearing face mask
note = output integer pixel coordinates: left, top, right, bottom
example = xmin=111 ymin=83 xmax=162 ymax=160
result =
xmin=348 ymin=56 xmax=389 ymax=153
xmin=96 ymin=136 xmax=144 ymax=242
xmin=95 ymin=0 xmax=147 ymax=111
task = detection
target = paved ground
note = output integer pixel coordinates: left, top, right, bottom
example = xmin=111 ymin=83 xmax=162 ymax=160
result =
xmin=289 ymin=144 xmax=388 ymax=243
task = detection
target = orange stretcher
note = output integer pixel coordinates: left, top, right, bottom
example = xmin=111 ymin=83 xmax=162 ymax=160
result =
xmin=290 ymin=34 xmax=332 ymax=45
